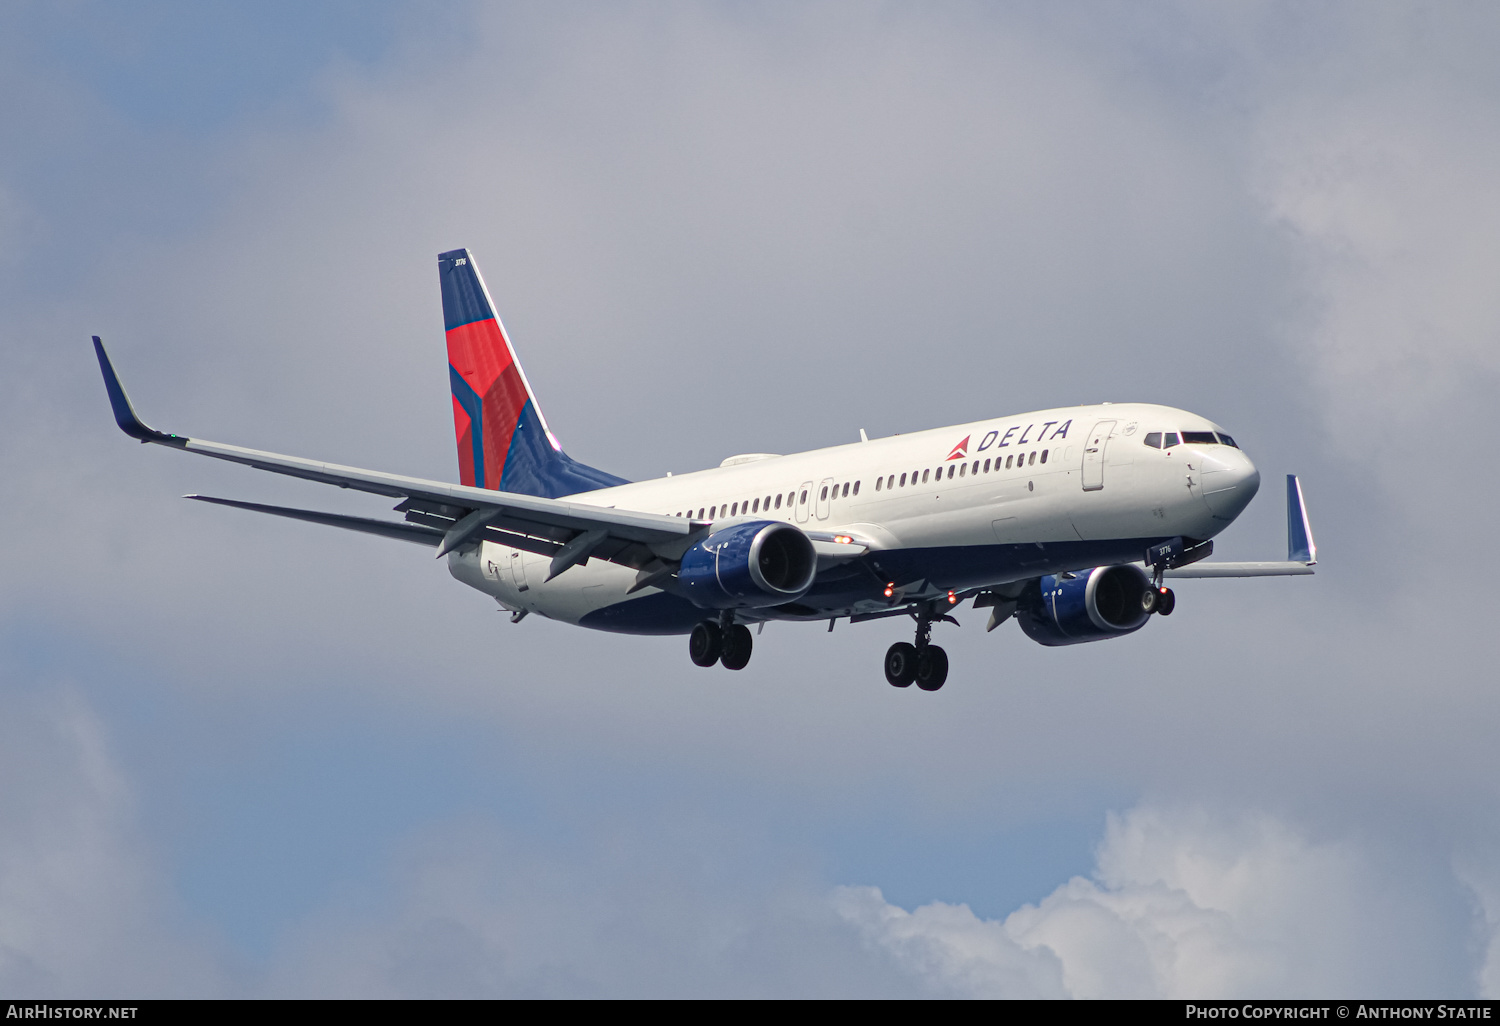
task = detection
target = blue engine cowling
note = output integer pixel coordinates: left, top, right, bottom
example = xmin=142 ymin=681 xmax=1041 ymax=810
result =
xmin=678 ymin=521 xmax=818 ymax=609
xmin=1017 ymin=564 xmax=1155 ymax=647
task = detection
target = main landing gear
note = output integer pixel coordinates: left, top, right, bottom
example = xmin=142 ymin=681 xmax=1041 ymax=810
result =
xmin=885 ymin=607 xmax=951 ymax=692
xmin=689 ymin=615 xmax=753 ymax=671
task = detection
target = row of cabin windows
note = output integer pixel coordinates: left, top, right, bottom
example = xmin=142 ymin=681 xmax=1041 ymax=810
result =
xmin=665 ymin=446 xmax=1055 ymax=519
xmin=671 ymin=480 xmax=861 ymax=520
xmin=1143 ymin=431 xmax=1238 ymax=449
xmin=873 ymin=449 xmax=1049 ymax=491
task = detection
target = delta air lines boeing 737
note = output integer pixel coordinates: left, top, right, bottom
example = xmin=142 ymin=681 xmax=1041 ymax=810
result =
xmin=93 ymin=248 xmax=1316 ymax=691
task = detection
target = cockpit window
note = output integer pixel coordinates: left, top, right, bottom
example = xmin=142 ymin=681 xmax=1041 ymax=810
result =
xmin=1216 ymin=433 xmax=1238 ymax=448
xmin=1182 ymin=431 xmax=1217 ymax=445
xmin=1144 ymin=432 xmax=1162 ymax=449
xmin=1163 ymin=432 xmax=1179 ymax=447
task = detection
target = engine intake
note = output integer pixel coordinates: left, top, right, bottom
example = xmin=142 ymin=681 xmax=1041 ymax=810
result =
xmin=1017 ymin=564 xmax=1155 ymax=647
xmin=678 ymin=521 xmax=817 ymax=609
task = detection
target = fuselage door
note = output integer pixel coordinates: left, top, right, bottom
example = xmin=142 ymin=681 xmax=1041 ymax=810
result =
xmin=1082 ymin=420 xmax=1116 ymax=492
xmin=795 ymin=481 xmax=813 ymax=524
xmin=816 ymin=477 xmax=834 ymax=520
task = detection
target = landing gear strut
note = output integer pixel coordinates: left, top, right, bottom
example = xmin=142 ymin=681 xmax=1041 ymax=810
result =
xmin=689 ymin=614 xmax=754 ymax=670
xmin=885 ymin=606 xmax=950 ymax=691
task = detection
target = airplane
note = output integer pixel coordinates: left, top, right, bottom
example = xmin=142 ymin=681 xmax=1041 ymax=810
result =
xmin=92 ymin=248 xmax=1316 ymax=691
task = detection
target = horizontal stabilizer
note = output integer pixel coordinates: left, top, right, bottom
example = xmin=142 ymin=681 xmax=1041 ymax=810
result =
xmin=186 ymin=495 xmax=443 ymax=545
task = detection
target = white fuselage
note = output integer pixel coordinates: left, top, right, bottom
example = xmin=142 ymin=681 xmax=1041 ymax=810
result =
xmin=448 ymin=402 xmax=1259 ymax=632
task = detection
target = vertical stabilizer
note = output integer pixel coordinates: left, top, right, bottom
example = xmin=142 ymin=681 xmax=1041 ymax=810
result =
xmin=439 ymin=249 xmax=628 ymax=497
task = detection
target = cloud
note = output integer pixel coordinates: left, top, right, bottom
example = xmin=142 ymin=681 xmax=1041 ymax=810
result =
xmin=0 ymin=683 xmax=224 ymax=997
xmin=839 ymin=805 xmax=1480 ymax=998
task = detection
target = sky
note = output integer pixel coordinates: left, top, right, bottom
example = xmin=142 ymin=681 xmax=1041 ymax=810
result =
xmin=2 ymin=0 xmax=1500 ymax=998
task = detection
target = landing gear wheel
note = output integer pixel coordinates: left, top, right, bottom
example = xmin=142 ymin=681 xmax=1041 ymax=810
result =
xmin=915 ymin=645 xmax=949 ymax=691
xmin=720 ymin=624 xmax=753 ymax=670
xmin=1140 ymin=588 xmax=1159 ymax=615
xmin=689 ymin=621 xmax=722 ymax=667
xmin=884 ymin=642 xmax=918 ymax=687
xmin=1156 ymin=587 xmax=1176 ymax=616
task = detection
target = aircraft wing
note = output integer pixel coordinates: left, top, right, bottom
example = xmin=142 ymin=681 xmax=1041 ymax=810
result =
xmin=1164 ymin=475 xmax=1317 ymax=578
xmin=94 ymin=338 xmax=700 ymax=577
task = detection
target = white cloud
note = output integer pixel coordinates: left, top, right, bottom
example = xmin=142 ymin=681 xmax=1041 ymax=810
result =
xmin=839 ymin=805 xmax=1469 ymax=998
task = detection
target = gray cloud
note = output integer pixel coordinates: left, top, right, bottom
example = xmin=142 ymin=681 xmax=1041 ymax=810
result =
xmin=0 ymin=686 xmax=225 ymax=997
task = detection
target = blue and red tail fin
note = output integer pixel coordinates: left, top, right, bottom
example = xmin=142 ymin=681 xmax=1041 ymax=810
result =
xmin=439 ymin=249 xmax=628 ymax=497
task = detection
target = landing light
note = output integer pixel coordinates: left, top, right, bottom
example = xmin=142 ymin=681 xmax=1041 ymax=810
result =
xmin=947 ymin=591 xmax=957 ymax=605
xmin=884 ymin=583 xmax=895 ymax=598
xmin=833 ymin=534 xmax=853 ymax=544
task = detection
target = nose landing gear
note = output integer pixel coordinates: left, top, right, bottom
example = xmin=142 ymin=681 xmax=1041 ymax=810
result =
xmin=1147 ymin=562 xmax=1177 ymax=618
xmin=1155 ymin=586 xmax=1176 ymax=616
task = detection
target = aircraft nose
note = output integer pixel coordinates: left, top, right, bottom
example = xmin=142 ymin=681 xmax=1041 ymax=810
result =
xmin=1199 ymin=448 xmax=1260 ymax=520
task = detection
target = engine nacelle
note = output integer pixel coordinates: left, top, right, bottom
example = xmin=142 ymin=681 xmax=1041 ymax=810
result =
xmin=1017 ymin=564 xmax=1155 ymax=647
xmin=678 ymin=521 xmax=818 ymax=609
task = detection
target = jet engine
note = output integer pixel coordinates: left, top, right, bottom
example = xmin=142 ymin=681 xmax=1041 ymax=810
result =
xmin=1017 ymin=564 xmax=1156 ymax=646
xmin=678 ymin=521 xmax=818 ymax=609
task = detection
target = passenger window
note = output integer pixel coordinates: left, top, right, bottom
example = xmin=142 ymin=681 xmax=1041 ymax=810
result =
xmin=1144 ymin=432 xmax=1162 ymax=448
xmin=842 ymin=482 xmax=849 ymax=497
xmin=946 ymin=465 xmax=954 ymax=480
xmin=820 ymin=486 xmax=828 ymax=501
xmin=731 ymin=502 xmax=738 ymax=516
xmin=1163 ymin=432 xmax=1179 ymax=447
xmin=852 ymin=481 xmax=859 ymax=496
xmin=775 ymin=494 xmax=782 ymax=509
xmin=1040 ymin=449 xmax=1048 ymax=464
xmin=922 ymin=469 xmax=930 ymax=483
xmin=959 ymin=463 xmax=966 ymax=477
xmin=887 ymin=475 xmax=894 ymax=489
xmin=752 ymin=498 xmax=759 ymax=513
xmin=800 ymin=490 xmax=807 ymax=504
xmin=875 ymin=477 xmax=882 ymax=492
xmin=1006 ymin=454 xmax=1013 ymax=469
xmin=1028 ymin=451 xmax=1036 ymax=466
xmin=972 ymin=460 xmax=979 ymax=474
xmin=983 ymin=458 xmax=991 ymax=472
xmin=709 ymin=506 xmax=716 ymax=518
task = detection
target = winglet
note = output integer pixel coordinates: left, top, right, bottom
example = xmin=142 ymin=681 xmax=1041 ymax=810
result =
xmin=1286 ymin=474 xmax=1316 ymax=565
xmin=92 ymin=337 xmax=180 ymax=445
